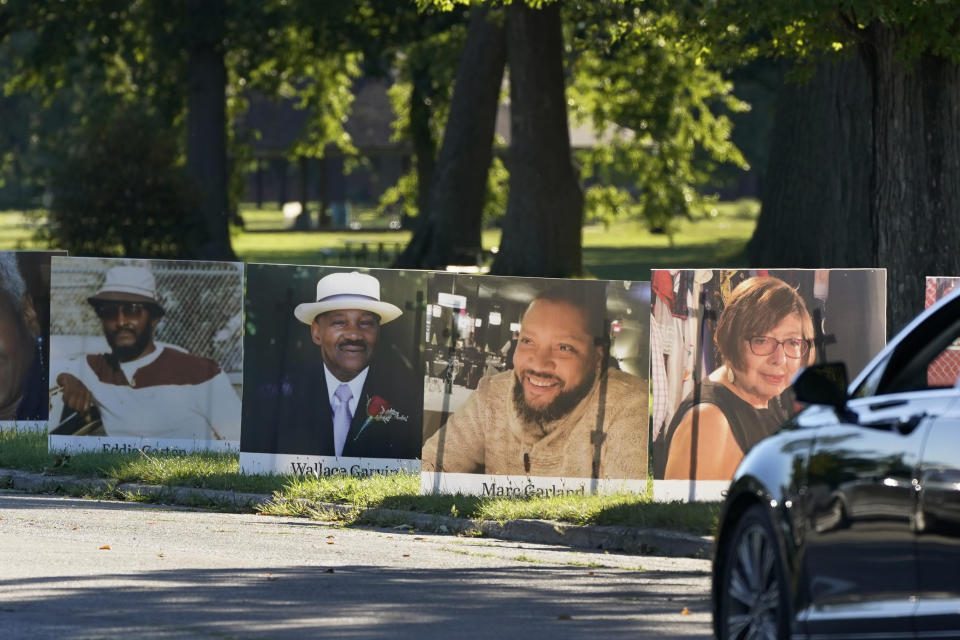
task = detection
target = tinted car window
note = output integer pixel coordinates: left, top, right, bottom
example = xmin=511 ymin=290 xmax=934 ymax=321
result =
xmin=854 ymin=304 xmax=960 ymax=398
xmin=852 ymin=352 xmax=890 ymax=399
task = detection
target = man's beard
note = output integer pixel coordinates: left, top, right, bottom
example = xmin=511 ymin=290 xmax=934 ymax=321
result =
xmin=107 ymin=326 xmax=154 ymax=362
xmin=512 ymin=368 xmax=598 ymax=425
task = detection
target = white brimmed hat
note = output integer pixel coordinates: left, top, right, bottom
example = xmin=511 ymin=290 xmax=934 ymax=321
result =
xmin=294 ymin=271 xmax=402 ymax=325
xmin=88 ymin=265 xmax=163 ymax=309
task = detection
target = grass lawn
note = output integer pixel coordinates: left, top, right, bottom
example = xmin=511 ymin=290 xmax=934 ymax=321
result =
xmin=0 ymin=429 xmax=721 ymax=535
xmin=2 ymin=199 xmax=758 ymax=281
xmin=0 ymin=210 xmax=47 ymax=250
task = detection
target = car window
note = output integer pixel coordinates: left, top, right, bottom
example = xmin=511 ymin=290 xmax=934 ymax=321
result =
xmin=852 ymin=352 xmax=890 ymax=399
xmin=872 ymin=314 xmax=960 ymax=396
xmin=851 ymin=297 xmax=960 ymax=399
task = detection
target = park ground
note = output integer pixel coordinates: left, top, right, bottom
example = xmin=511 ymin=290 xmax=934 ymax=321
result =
xmin=0 ymin=199 xmax=758 ymax=279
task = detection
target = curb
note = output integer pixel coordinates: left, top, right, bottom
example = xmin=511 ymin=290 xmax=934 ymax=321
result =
xmin=0 ymin=468 xmax=713 ymax=559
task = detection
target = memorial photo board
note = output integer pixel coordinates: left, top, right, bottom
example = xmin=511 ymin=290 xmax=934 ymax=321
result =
xmin=48 ymin=256 xmax=244 ymax=453
xmin=651 ymin=268 xmax=886 ymax=501
xmin=421 ymin=273 xmax=650 ymax=496
xmin=0 ymin=250 xmax=67 ymax=431
xmin=239 ymin=264 xmax=424 ymax=476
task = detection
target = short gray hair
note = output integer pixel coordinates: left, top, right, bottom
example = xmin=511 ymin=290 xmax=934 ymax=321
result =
xmin=0 ymin=253 xmax=27 ymax=319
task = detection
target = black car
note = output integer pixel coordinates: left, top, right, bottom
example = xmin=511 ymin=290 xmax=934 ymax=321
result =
xmin=713 ymin=288 xmax=960 ymax=639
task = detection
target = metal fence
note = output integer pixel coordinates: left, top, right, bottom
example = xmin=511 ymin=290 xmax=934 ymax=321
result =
xmin=50 ymin=258 xmax=243 ymax=377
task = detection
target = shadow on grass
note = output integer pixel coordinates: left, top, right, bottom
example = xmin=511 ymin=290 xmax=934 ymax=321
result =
xmin=2 ymin=429 xmax=715 ymax=533
xmin=591 ymin=501 xmax=721 ymax=536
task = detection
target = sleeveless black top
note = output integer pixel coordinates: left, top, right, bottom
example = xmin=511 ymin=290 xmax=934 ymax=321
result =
xmin=655 ymin=379 xmax=792 ymax=479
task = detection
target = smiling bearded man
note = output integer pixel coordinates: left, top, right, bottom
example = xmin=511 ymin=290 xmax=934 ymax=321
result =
xmin=422 ymin=288 xmax=647 ymax=480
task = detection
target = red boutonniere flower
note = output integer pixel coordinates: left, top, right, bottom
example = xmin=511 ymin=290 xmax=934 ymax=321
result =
xmin=367 ymin=395 xmax=391 ymax=419
xmin=353 ymin=395 xmax=409 ymax=441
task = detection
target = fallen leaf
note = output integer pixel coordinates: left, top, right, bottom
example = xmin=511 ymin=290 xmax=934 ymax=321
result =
xmin=681 ymin=607 xmax=690 ymax=615
xmin=385 ymin=535 xmax=393 ymax=539
xmin=558 ymin=614 xmax=572 ymax=621
xmin=324 ymin=568 xmax=335 ymax=574
xmin=326 ymin=541 xmax=335 ymax=545
xmin=99 ymin=545 xmax=111 ymax=550
xmin=72 ymin=527 xmax=78 ymax=531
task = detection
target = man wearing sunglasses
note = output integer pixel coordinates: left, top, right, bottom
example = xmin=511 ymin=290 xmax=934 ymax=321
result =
xmin=52 ymin=265 xmax=241 ymax=441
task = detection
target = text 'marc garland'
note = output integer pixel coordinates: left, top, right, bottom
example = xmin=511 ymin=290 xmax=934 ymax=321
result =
xmin=421 ymin=273 xmax=650 ymax=497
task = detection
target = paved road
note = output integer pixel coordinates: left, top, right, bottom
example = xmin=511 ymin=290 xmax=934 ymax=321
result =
xmin=0 ymin=492 xmax=712 ymax=639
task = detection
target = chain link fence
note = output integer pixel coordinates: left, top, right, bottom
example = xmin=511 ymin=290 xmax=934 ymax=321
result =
xmin=50 ymin=257 xmax=243 ymax=381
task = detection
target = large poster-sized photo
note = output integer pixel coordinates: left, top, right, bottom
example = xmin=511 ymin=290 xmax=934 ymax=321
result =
xmin=48 ymin=257 xmax=244 ymax=453
xmin=651 ymin=269 xmax=886 ymax=501
xmin=0 ymin=250 xmax=67 ymax=431
xmin=240 ymin=264 xmax=424 ymax=476
xmin=421 ymin=273 xmax=650 ymax=496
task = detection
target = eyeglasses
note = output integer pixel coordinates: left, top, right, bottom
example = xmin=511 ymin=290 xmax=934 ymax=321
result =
xmin=748 ymin=336 xmax=811 ymax=359
xmin=95 ymin=302 xmax=148 ymax=320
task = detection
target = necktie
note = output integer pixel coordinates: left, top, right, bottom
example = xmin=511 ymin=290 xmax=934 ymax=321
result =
xmin=332 ymin=383 xmax=353 ymax=457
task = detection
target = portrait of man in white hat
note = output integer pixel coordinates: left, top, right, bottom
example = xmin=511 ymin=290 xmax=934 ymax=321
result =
xmin=50 ymin=259 xmax=242 ymax=443
xmin=241 ymin=266 xmax=423 ymax=461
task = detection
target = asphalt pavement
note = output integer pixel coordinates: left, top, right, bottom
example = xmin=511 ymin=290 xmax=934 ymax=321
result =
xmin=0 ymin=492 xmax=713 ymax=639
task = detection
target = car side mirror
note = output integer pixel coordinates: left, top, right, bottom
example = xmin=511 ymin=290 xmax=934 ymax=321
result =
xmin=793 ymin=362 xmax=849 ymax=409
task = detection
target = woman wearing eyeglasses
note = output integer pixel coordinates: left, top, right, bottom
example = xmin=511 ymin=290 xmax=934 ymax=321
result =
xmin=663 ymin=277 xmax=815 ymax=480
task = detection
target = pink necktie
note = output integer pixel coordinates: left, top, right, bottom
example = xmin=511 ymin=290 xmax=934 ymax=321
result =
xmin=333 ymin=383 xmax=353 ymax=457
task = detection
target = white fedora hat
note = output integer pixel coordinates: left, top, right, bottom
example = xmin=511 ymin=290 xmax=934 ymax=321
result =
xmin=88 ymin=265 xmax=163 ymax=309
xmin=294 ymin=271 xmax=402 ymax=326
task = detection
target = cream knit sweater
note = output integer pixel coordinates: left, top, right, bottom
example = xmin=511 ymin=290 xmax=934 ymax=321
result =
xmin=422 ymin=368 xmax=647 ymax=479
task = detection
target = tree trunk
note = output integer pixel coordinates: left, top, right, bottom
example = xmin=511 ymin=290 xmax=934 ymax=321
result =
xmin=752 ymin=23 xmax=960 ymax=334
xmin=317 ymin=154 xmax=330 ymax=229
xmin=409 ymin=56 xmax=437 ymax=221
xmin=293 ymin=156 xmax=311 ymax=230
xmin=865 ymin=24 xmax=960 ymax=332
xmin=491 ymin=2 xmax=583 ymax=277
xmin=749 ymin=58 xmax=873 ymax=267
xmin=277 ymin=157 xmax=288 ymax=209
xmin=186 ymin=0 xmax=237 ymax=260
xmin=255 ymin=158 xmax=264 ymax=209
xmin=394 ymin=7 xmax=506 ymax=270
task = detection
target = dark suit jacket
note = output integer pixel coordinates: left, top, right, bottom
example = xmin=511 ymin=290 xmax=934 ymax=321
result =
xmin=242 ymin=356 xmax=422 ymax=459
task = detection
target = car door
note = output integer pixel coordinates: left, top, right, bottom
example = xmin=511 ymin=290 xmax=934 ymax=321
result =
xmin=799 ymin=297 xmax=960 ymax=637
xmin=799 ymin=392 xmax=930 ymax=637
xmin=913 ymin=364 xmax=960 ymax=634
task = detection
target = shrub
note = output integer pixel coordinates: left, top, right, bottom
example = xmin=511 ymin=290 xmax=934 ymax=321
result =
xmin=43 ymin=107 xmax=204 ymax=258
